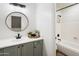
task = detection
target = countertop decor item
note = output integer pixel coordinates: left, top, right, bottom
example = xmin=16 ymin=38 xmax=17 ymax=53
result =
xmin=28 ymin=30 xmax=40 ymax=38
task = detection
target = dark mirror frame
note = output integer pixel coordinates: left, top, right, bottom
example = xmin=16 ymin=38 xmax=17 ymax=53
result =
xmin=5 ymin=12 xmax=29 ymax=32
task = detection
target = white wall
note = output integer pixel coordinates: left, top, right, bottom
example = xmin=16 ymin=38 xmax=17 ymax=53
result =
xmin=57 ymin=4 xmax=79 ymax=44
xmin=0 ymin=3 xmax=56 ymax=56
xmin=0 ymin=3 xmax=36 ymax=40
xmin=36 ymin=3 xmax=56 ymax=56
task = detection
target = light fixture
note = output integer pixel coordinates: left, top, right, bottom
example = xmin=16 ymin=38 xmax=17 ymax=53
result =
xmin=9 ymin=3 xmax=26 ymax=8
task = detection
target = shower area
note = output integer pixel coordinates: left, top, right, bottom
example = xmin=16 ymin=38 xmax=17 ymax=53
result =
xmin=56 ymin=3 xmax=79 ymax=56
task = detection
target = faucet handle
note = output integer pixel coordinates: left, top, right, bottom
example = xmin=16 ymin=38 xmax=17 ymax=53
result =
xmin=58 ymin=39 xmax=61 ymax=41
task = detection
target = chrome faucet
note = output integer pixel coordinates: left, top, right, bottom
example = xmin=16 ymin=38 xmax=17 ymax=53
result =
xmin=16 ymin=33 xmax=22 ymax=39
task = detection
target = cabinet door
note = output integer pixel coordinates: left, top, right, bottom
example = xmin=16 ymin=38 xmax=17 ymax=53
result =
xmin=33 ymin=40 xmax=43 ymax=56
xmin=22 ymin=42 xmax=33 ymax=56
xmin=17 ymin=45 xmax=22 ymax=56
xmin=4 ymin=46 xmax=18 ymax=56
xmin=0 ymin=49 xmax=4 ymax=56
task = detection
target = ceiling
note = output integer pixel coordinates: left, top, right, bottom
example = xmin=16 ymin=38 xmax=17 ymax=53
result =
xmin=56 ymin=3 xmax=75 ymax=10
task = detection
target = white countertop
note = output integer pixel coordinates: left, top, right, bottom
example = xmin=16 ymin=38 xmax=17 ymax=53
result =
xmin=0 ymin=36 xmax=43 ymax=49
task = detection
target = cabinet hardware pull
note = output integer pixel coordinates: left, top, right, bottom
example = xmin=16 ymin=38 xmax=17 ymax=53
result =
xmin=34 ymin=46 xmax=36 ymax=48
xmin=18 ymin=45 xmax=20 ymax=48
xmin=22 ymin=45 xmax=24 ymax=47
xmin=18 ymin=46 xmax=20 ymax=48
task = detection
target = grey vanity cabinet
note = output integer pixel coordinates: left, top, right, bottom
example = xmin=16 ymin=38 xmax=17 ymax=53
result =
xmin=3 ymin=42 xmax=34 ymax=56
xmin=4 ymin=46 xmax=18 ymax=56
xmin=0 ymin=49 xmax=4 ymax=56
xmin=21 ymin=40 xmax=43 ymax=56
xmin=21 ymin=42 xmax=33 ymax=56
xmin=0 ymin=40 xmax=43 ymax=56
xmin=33 ymin=40 xmax=43 ymax=56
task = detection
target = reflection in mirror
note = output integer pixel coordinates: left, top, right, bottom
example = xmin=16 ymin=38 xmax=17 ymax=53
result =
xmin=11 ymin=16 xmax=21 ymax=31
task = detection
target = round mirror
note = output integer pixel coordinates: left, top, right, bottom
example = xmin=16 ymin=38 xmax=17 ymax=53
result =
xmin=5 ymin=12 xmax=29 ymax=32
